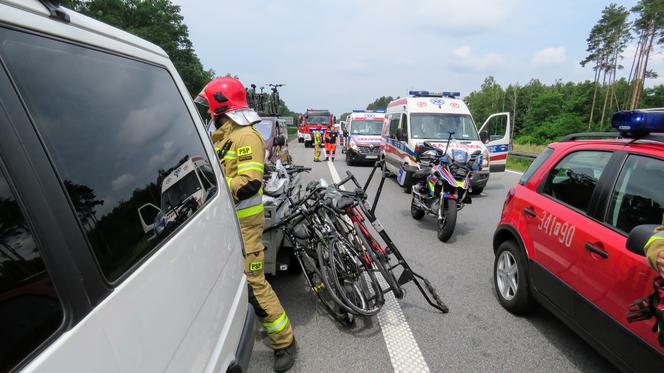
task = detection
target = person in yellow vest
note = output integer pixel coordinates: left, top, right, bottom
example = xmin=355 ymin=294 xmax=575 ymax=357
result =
xmin=197 ymin=77 xmax=296 ymax=372
xmin=645 ymin=217 xmax=664 ymax=277
xmin=313 ymin=130 xmax=322 ymax=162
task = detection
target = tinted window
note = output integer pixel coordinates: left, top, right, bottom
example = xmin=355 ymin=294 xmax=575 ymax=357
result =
xmin=0 ymin=169 xmax=62 ymax=371
xmin=0 ymin=29 xmax=216 ymax=281
xmin=520 ymin=148 xmax=554 ymax=185
xmin=540 ymin=151 xmax=612 ymax=213
xmin=607 ymin=155 xmax=664 ymax=234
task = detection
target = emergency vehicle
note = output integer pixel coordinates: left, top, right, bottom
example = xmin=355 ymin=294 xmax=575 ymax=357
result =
xmin=344 ymin=110 xmax=385 ymax=165
xmin=297 ymin=109 xmax=333 ymax=147
xmin=382 ymin=91 xmax=511 ymax=194
xmin=160 ymin=156 xmax=217 ymax=224
xmin=493 ymin=109 xmax=664 ymax=371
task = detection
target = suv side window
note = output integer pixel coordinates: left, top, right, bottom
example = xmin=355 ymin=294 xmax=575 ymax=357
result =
xmin=0 ymin=28 xmax=217 ymax=282
xmin=540 ymin=150 xmax=612 ymax=213
xmin=606 ymin=154 xmax=664 ymax=234
xmin=520 ymin=148 xmax=554 ymax=185
xmin=0 ymin=168 xmax=63 ymax=371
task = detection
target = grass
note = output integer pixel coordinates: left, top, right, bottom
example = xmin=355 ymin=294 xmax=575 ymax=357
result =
xmin=287 ymin=126 xmax=298 ymax=135
xmin=506 ymin=155 xmax=533 ymax=173
xmin=512 ymin=143 xmax=547 ymax=154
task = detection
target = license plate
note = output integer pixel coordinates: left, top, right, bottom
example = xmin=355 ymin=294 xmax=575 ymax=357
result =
xmin=304 ymin=135 xmax=311 ymax=140
xmin=365 ymin=155 xmax=378 ymax=159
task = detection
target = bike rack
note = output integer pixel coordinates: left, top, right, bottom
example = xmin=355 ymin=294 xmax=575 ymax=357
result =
xmin=341 ymin=162 xmax=449 ymax=313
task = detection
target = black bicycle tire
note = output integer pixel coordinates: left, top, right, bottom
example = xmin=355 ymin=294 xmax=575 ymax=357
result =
xmin=327 ymin=238 xmax=382 ymax=316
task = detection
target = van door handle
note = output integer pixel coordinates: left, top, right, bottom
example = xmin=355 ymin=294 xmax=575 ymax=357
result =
xmin=523 ymin=207 xmax=537 ymax=218
xmin=584 ymin=242 xmax=608 ymax=259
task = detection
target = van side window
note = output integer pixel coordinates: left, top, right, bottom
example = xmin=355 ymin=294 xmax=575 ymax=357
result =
xmin=0 ymin=168 xmax=63 ymax=371
xmin=400 ymin=113 xmax=409 ymax=140
xmin=0 ymin=28 xmax=217 ymax=282
xmin=389 ymin=115 xmax=400 ymax=137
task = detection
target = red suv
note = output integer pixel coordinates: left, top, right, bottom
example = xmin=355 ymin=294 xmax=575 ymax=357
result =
xmin=493 ymin=110 xmax=664 ymax=372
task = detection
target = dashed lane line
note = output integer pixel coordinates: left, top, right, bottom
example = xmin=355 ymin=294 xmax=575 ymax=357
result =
xmin=326 ymin=159 xmax=431 ymax=373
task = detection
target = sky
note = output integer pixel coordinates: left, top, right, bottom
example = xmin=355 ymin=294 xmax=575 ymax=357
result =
xmin=174 ymin=0 xmax=664 ymax=115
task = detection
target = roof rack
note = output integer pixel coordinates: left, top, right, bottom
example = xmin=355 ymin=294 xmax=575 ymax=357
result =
xmin=559 ymin=132 xmax=620 ymax=142
xmin=559 ymin=131 xmax=664 ymax=144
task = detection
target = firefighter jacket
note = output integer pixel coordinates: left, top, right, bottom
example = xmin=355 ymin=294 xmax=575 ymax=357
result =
xmin=211 ymin=117 xmax=265 ymax=222
xmin=645 ymin=219 xmax=664 ymax=273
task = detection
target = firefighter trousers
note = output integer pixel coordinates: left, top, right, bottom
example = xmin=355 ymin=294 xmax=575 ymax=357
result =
xmin=241 ymin=214 xmax=294 ymax=350
xmin=313 ymin=142 xmax=321 ymax=161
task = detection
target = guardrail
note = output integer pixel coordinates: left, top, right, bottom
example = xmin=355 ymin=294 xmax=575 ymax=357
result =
xmin=510 ymin=151 xmax=538 ymax=160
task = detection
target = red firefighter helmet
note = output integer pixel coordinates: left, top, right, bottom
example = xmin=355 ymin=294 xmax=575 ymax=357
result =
xmin=197 ymin=77 xmax=260 ymax=125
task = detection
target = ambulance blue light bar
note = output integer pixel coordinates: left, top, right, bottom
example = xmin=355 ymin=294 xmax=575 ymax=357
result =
xmin=409 ymin=90 xmax=460 ymax=98
xmin=374 ymin=109 xmax=385 ymax=113
xmin=352 ymin=109 xmax=385 ymax=113
xmin=611 ymin=109 xmax=664 ymax=137
xmin=352 ymin=109 xmax=365 ymax=112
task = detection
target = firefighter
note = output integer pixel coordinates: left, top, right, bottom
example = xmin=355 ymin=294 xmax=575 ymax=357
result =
xmin=324 ymin=125 xmax=338 ymax=161
xmin=313 ymin=130 xmax=322 ymax=162
xmin=645 ymin=217 xmax=664 ymax=277
xmin=199 ymin=77 xmax=296 ymax=372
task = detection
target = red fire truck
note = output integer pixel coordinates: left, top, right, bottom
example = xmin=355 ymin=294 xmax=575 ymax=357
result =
xmin=297 ymin=109 xmax=334 ymax=147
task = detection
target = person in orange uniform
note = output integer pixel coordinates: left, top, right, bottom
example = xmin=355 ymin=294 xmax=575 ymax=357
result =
xmin=324 ymin=125 xmax=338 ymax=161
xmin=197 ymin=77 xmax=296 ymax=372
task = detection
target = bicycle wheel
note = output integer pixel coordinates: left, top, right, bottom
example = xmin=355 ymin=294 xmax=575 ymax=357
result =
xmin=353 ymin=222 xmax=404 ymax=299
xmin=295 ymin=248 xmax=354 ymax=324
xmin=327 ymin=237 xmax=383 ymax=316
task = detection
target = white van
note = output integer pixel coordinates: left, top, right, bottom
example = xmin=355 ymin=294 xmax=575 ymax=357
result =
xmin=0 ymin=2 xmax=253 ymax=372
xmin=344 ymin=110 xmax=385 ymax=165
xmin=382 ymin=91 xmax=511 ymax=193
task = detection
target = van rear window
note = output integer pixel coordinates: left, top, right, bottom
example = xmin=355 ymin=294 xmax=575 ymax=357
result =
xmin=0 ymin=28 xmax=217 ymax=282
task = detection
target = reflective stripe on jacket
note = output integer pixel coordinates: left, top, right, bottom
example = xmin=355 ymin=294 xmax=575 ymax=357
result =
xmin=645 ymin=227 xmax=664 ymax=272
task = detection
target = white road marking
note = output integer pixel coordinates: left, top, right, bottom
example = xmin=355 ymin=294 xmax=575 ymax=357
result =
xmin=506 ymin=169 xmax=524 ymax=176
xmin=326 ymin=159 xmax=430 ymax=373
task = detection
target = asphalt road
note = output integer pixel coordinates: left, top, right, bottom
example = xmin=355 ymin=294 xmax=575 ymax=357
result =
xmin=249 ymin=141 xmax=618 ymax=373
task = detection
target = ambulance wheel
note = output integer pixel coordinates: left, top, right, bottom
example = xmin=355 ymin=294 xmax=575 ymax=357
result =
xmin=298 ymin=138 xmax=304 ymax=143
xmin=346 ymin=155 xmax=354 ymax=166
xmin=288 ymin=248 xmax=302 ymax=275
xmin=471 ymin=187 xmax=484 ymax=195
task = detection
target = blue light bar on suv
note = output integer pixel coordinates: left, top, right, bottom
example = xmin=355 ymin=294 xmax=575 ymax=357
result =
xmin=611 ymin=109 xmax=664 ymax=137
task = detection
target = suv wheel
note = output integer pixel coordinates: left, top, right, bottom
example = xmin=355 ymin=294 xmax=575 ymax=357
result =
xmin=494 ymin=240 xmax=534 ymax=314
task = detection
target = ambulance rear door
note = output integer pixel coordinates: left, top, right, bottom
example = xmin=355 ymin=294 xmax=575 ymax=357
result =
xmin=478 ymin=112 xmax=511 ymax=172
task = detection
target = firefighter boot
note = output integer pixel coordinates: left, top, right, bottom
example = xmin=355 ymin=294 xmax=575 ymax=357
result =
xmin=274 ymin=339 xmax=297 ymax=372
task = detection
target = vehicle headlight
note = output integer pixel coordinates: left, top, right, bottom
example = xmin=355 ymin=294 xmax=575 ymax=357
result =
xmin=482 ymin=150 xmax=489 ymax=169
xmin=350 ymin=139 xmax=358 ymax=150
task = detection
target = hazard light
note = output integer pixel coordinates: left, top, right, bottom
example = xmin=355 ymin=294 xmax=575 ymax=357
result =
xmin=611 ymin=109 xmax=664 ymax=137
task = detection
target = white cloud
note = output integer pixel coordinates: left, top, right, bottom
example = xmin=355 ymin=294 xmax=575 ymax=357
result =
xmin=451 ymin=46 xmax=505 ymax=71
xmin=149 ymin=140 xmax=177 ymax=167
xmin=532 ymin=47 xmax=566 ymax=66
xmin=112 ymin=173 xmax=137 ymax=192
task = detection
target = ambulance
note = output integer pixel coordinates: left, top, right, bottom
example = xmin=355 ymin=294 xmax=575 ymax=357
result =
xmin=344 ymin=110 xmax=386 ymax=165
xmin=382 ymin=91 xmax=511 ymax=194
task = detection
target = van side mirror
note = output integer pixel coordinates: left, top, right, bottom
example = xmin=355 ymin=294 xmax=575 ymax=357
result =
xmin=480 ymin=130 xmax=489 ymax=144
xmin=626 ymin=224 xmax=659 ymax=256
xmin=274 ymin=135 xmax=286 ymax=146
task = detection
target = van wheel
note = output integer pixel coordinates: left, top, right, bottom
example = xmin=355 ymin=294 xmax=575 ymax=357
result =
xmin=494 ymin=240 xmax=535 ymax=314
xmin=288 ymin=248 xmax=302 ymax=275
xmin=346 ymin=155 xmax=354 ymax=166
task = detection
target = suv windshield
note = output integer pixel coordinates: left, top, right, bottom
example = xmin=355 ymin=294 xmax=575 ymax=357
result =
xmin=255 ymin=119 xmax=273 ymax=140
xmin=307 ymin=115 xmax=329 ymax=125
xmin=350 ymin=120 xmax=383 ymax=135
xmin=162 ymin=171 xmax=202 ymax=212
xmin=410 ymin=113 xmax=479 ymax=140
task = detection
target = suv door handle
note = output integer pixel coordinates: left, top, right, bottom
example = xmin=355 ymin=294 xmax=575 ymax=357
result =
xmin=584 ymin=242 xmax=608 ymax=259
xmin=523 ymin=207 xmax=537 ymax=218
